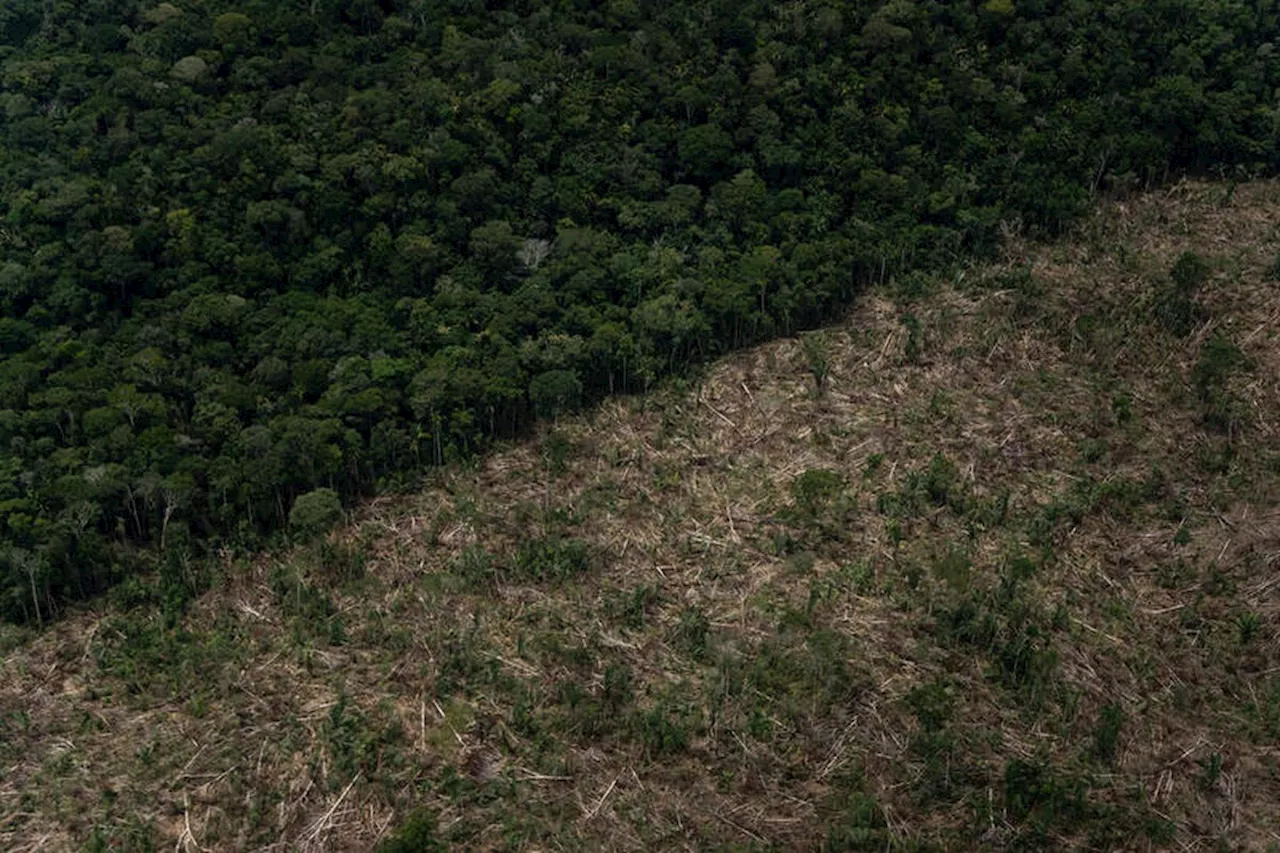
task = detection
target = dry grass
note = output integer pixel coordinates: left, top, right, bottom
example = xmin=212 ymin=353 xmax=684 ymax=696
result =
xmin=3 ymin=179 xmax=1280 ymax=851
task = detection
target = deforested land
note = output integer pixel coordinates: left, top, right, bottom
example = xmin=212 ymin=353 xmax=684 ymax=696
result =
xmin=3 ymin=181 xmax=1279 ymax=850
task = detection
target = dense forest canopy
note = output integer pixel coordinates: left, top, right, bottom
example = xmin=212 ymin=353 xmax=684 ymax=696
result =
xmin=1 ymin=0 xmax=1277 ymax=622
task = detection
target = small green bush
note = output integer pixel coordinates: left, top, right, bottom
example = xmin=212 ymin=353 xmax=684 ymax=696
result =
xmin=1170 ymin=250 xmax=1210 ymax=294
xmin=541 ymin=429 xmax=572 ymax=476
xmin=1237 ymin=611 xmax=1262 ymax=644
xmin=511 ymin=536 xmax=591 ymax=582
xmin=823 ymin=790 xmax=890 ymax=852
xmin=801 ymin=332 xmax=831 ymax=395
xmin=1003 ymin=758 xmax=1088 ymax=824
xmin=1155 ymin=251 xmax=1208 ymax=337
xmin=906 ymin=680 xmax=955 ymax=733
xmin=1193 ymin=331 xmax=1250 ymax=433
xmin=791 ymin=468 xmax=845 ymax=517
xmin=901 ymin=311 xmax=924 ymax=363
xmin=451 ymin=545 xmax=497 ymax=585
xmin=1091 ymin=703 xmax=1124 ymax=763
xmin=931 ymin=548 xmax=972 ymax=592
xmin=377 ymin=809 xmax=447 ymax=853
xmin=673 ymin=606 xmax=711 ymax=661
xmin=634 ymin=705 xmax=690 ymax=756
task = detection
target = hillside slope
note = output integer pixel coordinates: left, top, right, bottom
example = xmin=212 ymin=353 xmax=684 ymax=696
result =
xmin=5 ymin=0 xmax=1280 ymax=617
xmin=3 ymin=181 xmax=1280 ymax=850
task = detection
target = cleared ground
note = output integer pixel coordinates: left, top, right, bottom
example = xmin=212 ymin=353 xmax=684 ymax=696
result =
xmin=3 ymin=181 xmax=1280 ymax=851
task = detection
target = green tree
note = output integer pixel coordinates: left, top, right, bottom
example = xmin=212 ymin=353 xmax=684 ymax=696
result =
xmin=289 ymin=488 xmax=344 ymax=538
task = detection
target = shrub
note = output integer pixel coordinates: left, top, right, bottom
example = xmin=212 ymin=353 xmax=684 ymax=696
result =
xmin=1153 ymin=251 xmax=1209 ymax=336
xmin=452 ymin=545 xmax=497 ymax=585
xmin=1091 ymin=703 xmax=1124 ymax=763
xmin=511 ymin=536 xmax=591 ymax=582
xmin=801 ymin=332 xmax=831 ymax=395
xmin=1193 ymin=332 xmax=1250 ymax=433
xmin=377 ymin=809 xmax=447 ymax=853
xmin=823 ymin=791 xmax=889 ymax=852
xmin=673 ymin=606 xmax=711 ymax=661
xmin=791 ymin=468 xmax=845 ymax=517
xmin=1003 ymin=758 xmax=1088 ymax=824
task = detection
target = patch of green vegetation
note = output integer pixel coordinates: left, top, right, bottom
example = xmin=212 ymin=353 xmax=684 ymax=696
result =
xmin=512 ymin=536 xmax=592 ymax=583
xmin=1197 ymin=752 xmax=1224 ymax=791
xmin=1157 ymin=558 xmax=1197 ymax=589
xmin=1247 ymin=678 xmax=1280 ymax=742
xmin=450 ymin=537 xmax=592 ymax=587
xmin=1027 ymin=470 xmax=1168 ymax=547
xmin=823 ymin=788 xmax=892 ymax=852
xmin=1268 ymin=251 xmax=1280 ymax=281
xmin=541 ymin=430 xmax=573 ymax=477
xmin=791 ymin=468 xmax=846 ymax=519
xmin=633 ymin=696 xmax=698 ymax=757
xmin=1002 ymin=758 xmax=1089 ymax=831
xmin=83 ymin=819 xmax=158 ymax=853
xmin=902 ymin=312 xmax=925 ymax=364
xmin=606 ymin=584 xmax=663 ymax=630
xmin=289 ymin=488 xmax=345 ymax=538
xmin=935 ymin=584 xmax=1059 ymax=704
xmin=324 ymin=692 xmax=408 ymax=789
xmin=1076 ymin=436 xmax=1107 ymax=464
xmin=877 ymin=454 xmax=968 ymax=522
xmin=931 ymin=548 xmax=972 ymax=593
xmin=1154 ymin=251 xmax=1209 ymax=337
xmin=744 ymin=622 xmax=866 ymax=728
xmin=1111 ymin=392 xmax=1135 ymax=425
xmin=802 ymin=332 xmax=832 ymax=396
xmin=863 ymin=454 xmax=886 ymax=478
xmin=673 ymin=605 xmax=712 ymax=662
xmin=1090 ymin=703 xmax=1124 ymax=764
xmin=915 ymin=454 xmax=965 ymax=512
xmin=434 ymin=624 xmax=499 ymax=699
xmin=1193 ymin=331 xmax=1251 ymax=434
xmin=902 ymin=678 xmax=985 ymax=806
xmin=92 ymin=608 xmax=243 ymax=701
xmin=907 ymin=680 xmax=955 ymax=734
xmin=1001 ymin=756 xmax=1177 ymax=848
xmin=1003 ymin=265 xmax=1048 ymax=324
xmin=1237 ymin=611 xmax=1263 ymax=645
xmin=376 ymin=809 xmax=448 ymax=853
xmin=269 ymin=563 xmax=346 ymax=646
xmin=451 ymin=545 xmax=498 ymax=586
